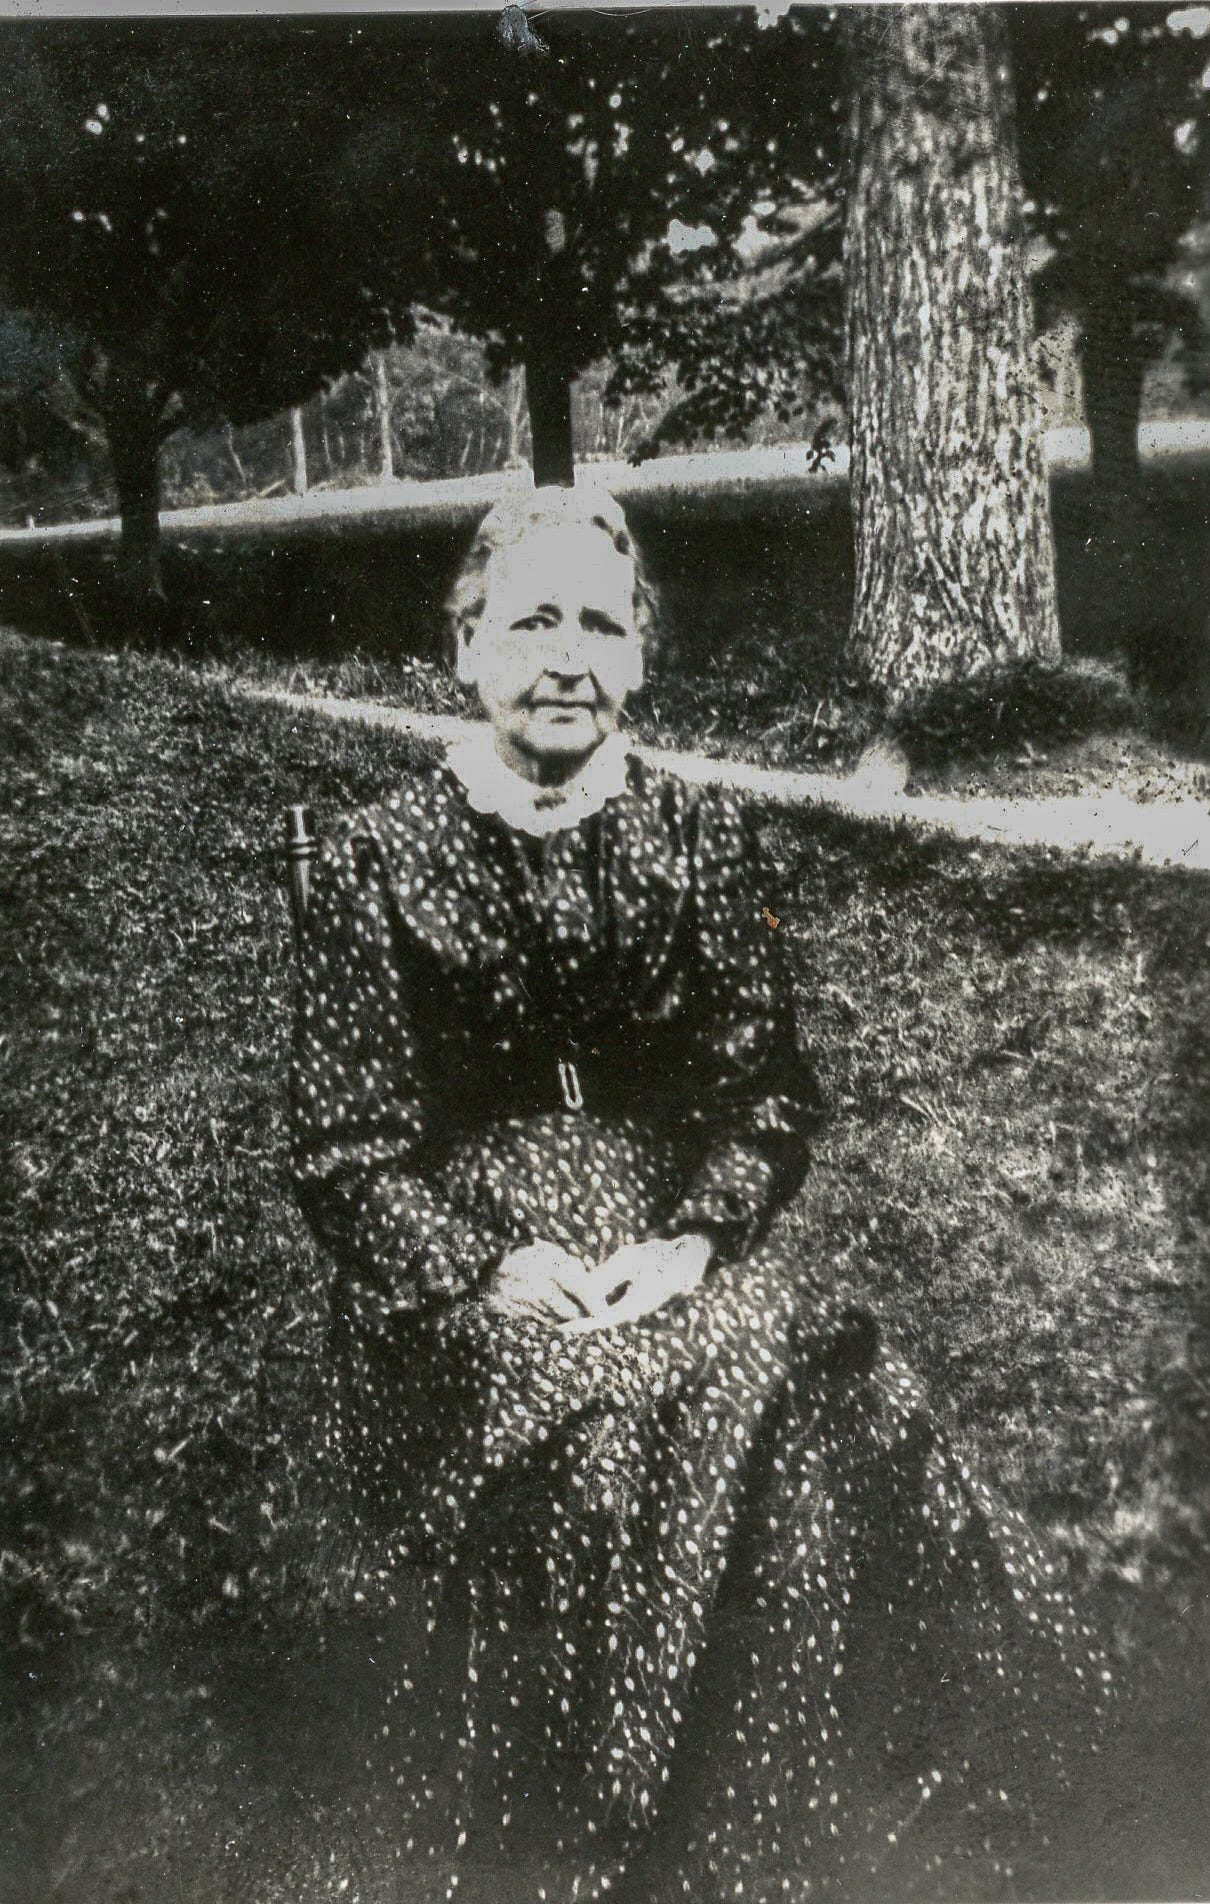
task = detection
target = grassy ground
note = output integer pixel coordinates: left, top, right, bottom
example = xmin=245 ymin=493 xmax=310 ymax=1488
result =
xmin=3 ymin=635 xmax=1210 ymax=1901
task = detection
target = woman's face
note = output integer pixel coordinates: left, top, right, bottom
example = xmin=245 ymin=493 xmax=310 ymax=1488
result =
xmin=457 ymin=523 xmax=644 ymax=778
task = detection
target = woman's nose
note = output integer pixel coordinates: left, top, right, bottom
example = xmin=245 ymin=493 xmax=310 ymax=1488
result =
xmin=543 ymin=634 xmax=588 ymax=676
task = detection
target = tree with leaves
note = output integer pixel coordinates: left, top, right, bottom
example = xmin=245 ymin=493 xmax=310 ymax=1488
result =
xmin=843 ymin=4 xmax=1059 ymax=699
xmin=606 ymin=12 xmax=848 ymax=464
xmin=349 ymin=8 xmax=842 ymax=486
xmin=0 ymin=23 xmax=425 ymax=620
xmin=1013 ymin=2 xmax=1210 ymax=512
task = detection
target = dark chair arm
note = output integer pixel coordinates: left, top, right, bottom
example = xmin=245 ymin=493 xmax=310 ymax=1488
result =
xmin=284 ymin=805 xmax=318 ymax=956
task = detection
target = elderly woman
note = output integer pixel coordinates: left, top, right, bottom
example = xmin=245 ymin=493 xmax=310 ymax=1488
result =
xmin=289 ymin=488 xmax=1111 ymax=1903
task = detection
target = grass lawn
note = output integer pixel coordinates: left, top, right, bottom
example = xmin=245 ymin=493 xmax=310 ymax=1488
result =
xmin=3 ymin=633 xmax=1210 ymax=1901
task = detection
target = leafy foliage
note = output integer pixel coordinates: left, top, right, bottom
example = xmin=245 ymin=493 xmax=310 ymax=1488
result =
xmin=610 ymin=200 xmax=845 ymax=462
xmin=345 ymin=9 xmax=847 ymax=466
xmin=0 ymin=24 xmax=417 ymax=441
xmin=0 ymin=21 xmax=435 ymax=605
xmin=600 ymin=13 xmax=848 ymax=458
xmin=0 ymin=12 xmax=852 ymax=533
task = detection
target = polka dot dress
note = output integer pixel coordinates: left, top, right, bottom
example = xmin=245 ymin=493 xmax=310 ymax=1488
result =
xmin=289 ymin=754 xmax=1113 ymax=1903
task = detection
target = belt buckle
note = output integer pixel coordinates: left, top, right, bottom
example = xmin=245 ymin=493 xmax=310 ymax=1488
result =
xmin=557 ymin=1058 xmax=584 ymax=1111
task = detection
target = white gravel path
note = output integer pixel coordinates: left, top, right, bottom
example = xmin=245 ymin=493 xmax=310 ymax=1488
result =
xmin=241 ymin=683 xmax=1210 ymax=874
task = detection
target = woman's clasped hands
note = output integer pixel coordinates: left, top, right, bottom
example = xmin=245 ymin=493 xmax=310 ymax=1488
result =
xmin=484 ymin=1233 xmax=713 ymax=1332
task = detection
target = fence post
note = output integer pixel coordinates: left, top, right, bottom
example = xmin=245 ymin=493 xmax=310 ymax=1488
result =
xmin=372 ymin=351 xmax=394 ymax=483
xmin=290 ymin=407 xmax=308 ymax=496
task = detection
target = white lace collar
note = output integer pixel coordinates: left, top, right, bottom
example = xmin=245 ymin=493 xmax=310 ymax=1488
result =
xmin=443 ymin=728 xmax=631 ymax=838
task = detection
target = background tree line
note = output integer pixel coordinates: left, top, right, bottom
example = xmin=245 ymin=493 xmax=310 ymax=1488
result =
xmin=0 ymin=3 xmax=1206 ymax=698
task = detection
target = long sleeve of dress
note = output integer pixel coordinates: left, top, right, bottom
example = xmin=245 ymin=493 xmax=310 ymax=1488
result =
xmin=664 ymin=795 xmax=825 ymax=1262
xmin=289 ymin=819 xmax=506 ymax=1326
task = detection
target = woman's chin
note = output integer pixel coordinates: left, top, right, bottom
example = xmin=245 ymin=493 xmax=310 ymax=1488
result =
xmin=517 ymin=713 xmax=605 ymax=761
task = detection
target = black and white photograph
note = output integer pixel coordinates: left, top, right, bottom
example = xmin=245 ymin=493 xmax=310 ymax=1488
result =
xmin=1 ymin=1 xmax=1209 ymax=1899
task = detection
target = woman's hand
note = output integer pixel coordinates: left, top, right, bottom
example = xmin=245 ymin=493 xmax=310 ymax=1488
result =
xmin=560 ymin=1232 xmax=714 ymax=1334
xmin=484 ymin=1240 xmax=599 ymax=1324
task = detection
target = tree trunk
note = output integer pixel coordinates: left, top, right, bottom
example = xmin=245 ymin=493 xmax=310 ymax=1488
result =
xmin=107 ymin=398 xmax=166 ymax=613
xmin=372 ymin=350 xmax=394 ymax=483
xmin=522 ymin=205 xmax=575 ymax=488
xmin=844 ymin=5 xmax=1060 ymax=701
xmin=524 ymin=344 xmax=575 ymax=488
xmin=1081 ymin=305 xmax=1147 ymax=510
xmin=290 ymin=406 xmax=308 ymax=496
xmin=319 ymin=393 xmax=333 ymax=480
xmin=507 ymin=366 xmax=526 ymax=469
xmin=1079 ymin=299 xmax=1152 ymax=644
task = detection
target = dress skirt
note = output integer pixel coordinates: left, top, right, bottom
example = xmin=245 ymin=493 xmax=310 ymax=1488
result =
xmin=289 ymin=764 xmax=1114 ymax=1902
xmin=320 ymin=1111 xmax=1114 ymax=1904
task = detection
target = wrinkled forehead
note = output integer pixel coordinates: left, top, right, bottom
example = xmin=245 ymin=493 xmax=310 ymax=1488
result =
xmin=482 ymin=522 xmax=638 ymax=619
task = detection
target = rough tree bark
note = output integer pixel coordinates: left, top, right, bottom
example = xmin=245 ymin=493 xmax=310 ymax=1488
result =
xmin=844 ymin=5 xmax=1060 ymax=700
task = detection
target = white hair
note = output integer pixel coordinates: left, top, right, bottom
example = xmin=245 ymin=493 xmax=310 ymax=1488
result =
xmin=443 ymin=485 xmax=657 ymax=661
